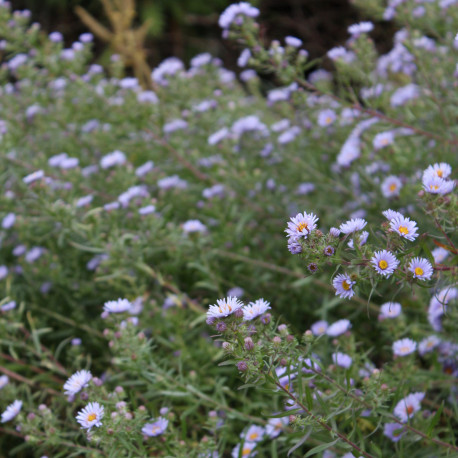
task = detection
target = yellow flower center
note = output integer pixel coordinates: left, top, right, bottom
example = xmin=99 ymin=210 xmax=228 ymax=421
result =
xmin=414 ymin=267 xmax=424 ymax=276
xmin=389 ymin=184 xmax=397 ymax=192
xmin=406 ymin=405 xmax=414 ymax=415
xmin=297 ymin=222 xmax=308 ymax=233
xmin=249 ymin=433 xmax=258 ymax=440
xmin=378 ymin=260 xmax=388 ymax=270
xmin=430 ymin=185 xmax=439 ymax=190
xmin=437 ymin=170 xmax=443 ymax=177
xmin=242 ymin=448 xmax=252 ymax=456
xmin=87 ymin=413 xmax=97 ymax=422
xmin=326 ymin=116 xmax=332 ymax=124
xmin=342 ymin=280 xmax=351 ymax=291
xmin=398 ymin=226 xmax=409 ymax=235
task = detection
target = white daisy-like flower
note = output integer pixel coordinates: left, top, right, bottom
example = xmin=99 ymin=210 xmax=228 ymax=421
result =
xmin=423 ymin=162 xmax=452 ymax=179
xmin=379 ymin=302 xmax=402 ymax=319
xmin=418 ymin=336 xmax=441 ymax=356
xmin=285 ymin=211 xmax=318 ymax=239
xmin=422 ymin=174 xmax=455 ymax=195
xmin=76 ymin=402 xmax=104 ymax=429
xmin=1 ymin=400 xmax=22 ymax=423
xmin=332 ymin=352 xmax=353 ymax=368
xmin=394 ymin=392 xmax=424 ymax=423
xmin=409 ymin=257 xmax=433 ymax=280
xmin=332 ymin=274 xmax=355 ymax=299
xmin=381 ymin=175 xmax=402 ymax=198
xmin=63 ymin=370 xmax=92 ymax=396
xmin=339 ymin=218 xmax=367 ymax=234
xmin=371 ymin=250 xmax=399 ymax=277
xmin=207 ymin=296 xmax=244 ymax=319
xmin=382 ymin=209 xmax=403 ymax=221
xmin=232 ymin=441 xmax=257 ymax=458
xmin=393 ymin=338 xmax=417 ymax=356
xmin=390 ymin=215 xmax=418 ymax=241
xmin=103 ymin=298 xmax=132 ymax=314
xmin=311 ymin=320 xmax=328 ymax=335
xmin=327 ymin=318 xmax=351 ymax=336
xmin=243 ymin=298 xmax=271 ymax=321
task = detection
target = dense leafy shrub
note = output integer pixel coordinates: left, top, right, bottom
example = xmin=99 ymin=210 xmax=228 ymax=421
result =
xmin=0 ymin=1 xmax=457 ymax=457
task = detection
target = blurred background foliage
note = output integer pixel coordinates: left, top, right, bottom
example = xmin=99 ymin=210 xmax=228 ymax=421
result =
xmin=10 ymin=0 xmax=397 ymax=70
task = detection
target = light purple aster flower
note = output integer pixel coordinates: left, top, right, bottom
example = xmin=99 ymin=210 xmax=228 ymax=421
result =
xmin=207 ymin=296 xmax=244 ymax=319
xmin=348 ymin=21 xmax=374 ymax=36
xmin=332 ymin=352 xmax=352 ymax=368
xmin=76 ymin=402 xmax=104 ymax=429
xmin=383 ymin=422 xmax=406 ymax=442
xmin=103 ymin=298 xmax=132 ymax=314
xmin=242 ymin=425 xmax=265 ymax=442
xmin=339 ymin=218 xmax=367 ymax=234
xmin=265 ymin=417 xmax=289 ymax=438
xmin=393 ymin=338 xmax=417 ymax=357
xmin=327 ymin=318 xmax=351 ymax=336
xmin=311 ymin=320 xmax=328 ymax=336
xmin=100 ymin=150 xmax=126 ymax=169
xmin=332 ymin=274 xmax=355 ymax=299
xmin=23 ymin=170 xmax=44 ymax=184
xmin=2 ymin=213 xmax=16 ymax=229
xmin=373 ymin=131 xmax=394 ymax=150
xmin=371 ymin=250 xmax=399 ymax=277
xmin=135 ymin=161 xmax=154 ymax=177
xmin=393 ymin=392 xmax=424 ymax=423
xmin=182 ymin=219 xmax=207 ymax=234
xmin=418 ymin=336 xmax=441 ymax=356
xmin=63 ymin=370 xmax=92 ymax=396
xmin=142 ymin=417 xmax=169 ymax=436
xmin=390 ymin=215 xmax=418 ymax=241
xmin=1 ymin=300 xmax=16 ymax=312
xmin=243 ymin=299 xmax=271 ymax=321
xmin=379 ymin=302 xmax=402 ymax=319
xmin=285 ymin=211 xmax=319 ymax=239
xmin=408 ymin=257 xmax=433 ymax=281
xmin=381 ymin=175 xmax=402 ymax=198
xmin=1 ymin=400 xmax=22 ymax=423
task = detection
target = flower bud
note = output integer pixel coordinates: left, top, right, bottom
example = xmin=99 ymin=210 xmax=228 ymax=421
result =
xmin=234 ymin=308 xmax=244 ymax=319
xmin=244 ymin=337 xmax=254 ymax=351
xmin=280 ymin=358 xmax=288 ymax=366
xmin=278 ymin=324 xmax=287 ymax=335
xmin=206 ymin=316 xmax=216 ymax=326
xmin=273 ymin=336 xmax=282 ymax=345
xmin=286 ymin=334 xmax=294 ymax=342
xmin=216 ymin=321 xmax=227 ymax=332
xmin=222 ymin=341 xmax=232 ymax=351
xmin=236 ymin=361 xmax=248 ymax=372
xmin=260 ymin=313 xmax=271 ymax=325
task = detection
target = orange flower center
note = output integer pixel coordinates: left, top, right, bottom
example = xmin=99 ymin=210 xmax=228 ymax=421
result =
xmin=378 ymin=260 xmax=388 ymax=270
xmin=389 ymin=184 xmax=397 ymax=192
xmin=242 ymin=448 xmax=252 ymax=456
xmin=437 ymin=170 xmax=443 ymax=177
xmin=406 ymin=406 xmax=414 ymax=415
xmin=342 ymin=280 xmax=351 ymax=291
xmin=248 ymin=433 xmax=258 ymax=440
xmin=87 ymin=413 xmax=97 ymax=422
xmin=297 ymin=222 xmax=308 ymax=233
xmin=414 ymin=267 xmax=424 ymax=276
xmin=398 ymin=226 xmax=409 ymax=235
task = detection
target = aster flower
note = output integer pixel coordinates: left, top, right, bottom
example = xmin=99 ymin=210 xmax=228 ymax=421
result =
xmin=422 ymin=175 xmax=455 ymax=195
xmin=76 ymin=402 xmax=104 ymax=429
xmin=423 ymin=162 xmax=452 ymax=179
xmin=265 ymin=417 xmax=289 ymax=438
xmin=327 ymin=318 xmax=351 ymax=336
xmin=287 ymin=237 xmax=302 ymax=254
xmin=390 ymin=215 xmax=418 ymax=241
xmin=418 ymin=336 xmax=441 ymax=356
xmin=332 ymin=274 xmax=355 ymax=299
xmin=373 ymin=131 xmax=394 ymax=150
xmin=207 ymin=296 xmax=244 ymax=319
xmin=0 ymin=300 xmax=15 ymax=312
xmin=317 ymin=109 xmax=336 ymax=127
xmin=285 ymin=36 xmax=302 ymax=47
xmin=371 ymin=250 xmax=399 ymax=277
xmin=408 ymin=257 xmax=433 ymax=281
xmin=339 ymin=218 xmax=367 ymax=234
xmin=379 ymin=302 xmax=402 ymax=319
xmin=393 ymin=338 xmax=417 ymax=356
xmin=23 ymin=170 xmax=44 ymax=184
xmin=428 ymin=287 xmax=456 ymax=331
xmin=142 ymin=417 xmax=169 ymax=436
xmin=324 ymin=245 xmax=335 ymax=256
xmin=432 ymin=247 xmax=449 ymax=264
xmin=1 ymin=400 xmax=22 ymax=423
xmin=242 ymin=425 xmax=265 ymax=443
xmin=285 ymin=211 xmax=318 ymax=239
xmin=383 ymin=423 xmax=406 ymax=442
xmin=103 ymin=298 xmax=132 ymax=314
xmin=311 ymin=320 xmax=328 ymax=335
xmin=329 ymin=227 xmax=340 ymax=237
xmin=243 ymin=299 xmax=271 ymax=321
xmin=63 ymin=370 xmax=92 ymax=396
xmin=381 ymin=175 xmax=402 ymax=198
xmin=332 ymin=352 xmax=352 ymax=368
xmin=0 ymin=375 xmax=9 ymax=390
xmin=394 ymin=392 xmax=424 ymax=423
xmin=182 ymin=220 xmax=207 ymax=234
xmin=100 ymin=150 xmax=126 ymax=169
xmin=2 ymin=213 xmax=16 ymax=229
xmin=382 ymin=209 xmax=403 ymax=221
xmin=219 ymin=2 xmax=260 ymax=30
xmin=348 ymin=21 xmax=374 ymax=36
xmin=231 ymin=442 xmax=257 ymax=458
